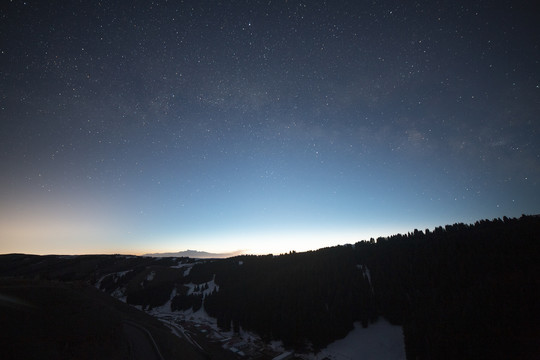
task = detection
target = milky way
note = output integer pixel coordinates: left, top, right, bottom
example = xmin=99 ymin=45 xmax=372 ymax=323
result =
xmin=1 ymin=1 xmax=539 ymax=254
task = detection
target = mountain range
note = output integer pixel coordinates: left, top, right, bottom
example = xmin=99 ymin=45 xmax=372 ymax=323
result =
xmin=143 ymin=249 xmax=245 ymax=258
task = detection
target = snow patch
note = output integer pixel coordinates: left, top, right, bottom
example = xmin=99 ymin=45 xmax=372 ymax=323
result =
xmin=170 ymin=260 xmax=193 ymax=269
xmin=157 ymin=303 xmax=220 ymax=331
xmin=95 ymin=269 xmax=132 ymax=289
xmin=238 ymin=326 xmax=259 ymax=343
xmin=185 ymin=276 xmax=219 ymax=296
xmin=149 ymin=287 xmax=177 ymax=313
xmin=302 ymin=319 xmax=405 ymax=360
xmin=269 ymin=340 xmax=285 ymax=353
xmin=146 ymin=271 xmax=156 ymax=281
xmin=148 ymin=290 xmax=219 ymax=330
xmin=357 ymin=264 xmax=373 ymax=292
xmin=111 ymin=286 xmax=126 ymax=299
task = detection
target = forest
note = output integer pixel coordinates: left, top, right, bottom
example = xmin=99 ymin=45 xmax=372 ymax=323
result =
xmin=201 ymin=215 xmax=540 ymax=358
xmin=1 ymin=215 xmax=538 ymax=359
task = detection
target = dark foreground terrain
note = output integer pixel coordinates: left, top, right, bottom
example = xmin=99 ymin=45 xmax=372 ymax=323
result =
xmin=0 ymin=278 xmax=206 ymax=360
xmin=1 ymin=215 xmax=539 ymax=359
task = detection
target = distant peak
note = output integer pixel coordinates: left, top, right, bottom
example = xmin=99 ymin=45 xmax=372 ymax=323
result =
xmin=143 ymin=249 xmax=244 ymax=259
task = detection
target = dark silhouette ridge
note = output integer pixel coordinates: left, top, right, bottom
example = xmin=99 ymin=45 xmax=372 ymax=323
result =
xmin=1 ymin=215 xmax=539 ymax=359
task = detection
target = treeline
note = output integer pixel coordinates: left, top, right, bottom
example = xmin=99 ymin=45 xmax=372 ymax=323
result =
xmin=363 ymin=215 xmax=540 ymax=359
xmin=203 ymin=247 xmax=376 ymax=349
xmin=171 ymin=285 xmax=203 ymax=312
xmin=200 ymin=215 xmax=540 ymax=358
xmin=1 ymin=215 xmax=538 ymax=358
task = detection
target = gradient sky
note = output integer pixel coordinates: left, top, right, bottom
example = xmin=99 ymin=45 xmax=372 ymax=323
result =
xmin=1 ymin=1 xmax=539 ymax=255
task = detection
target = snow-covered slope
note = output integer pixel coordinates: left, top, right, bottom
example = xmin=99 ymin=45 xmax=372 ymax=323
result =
xmin=95 ymin=259 xmax=405 ymax=359
xmin=311 ymin=319 xmax=405 ymax=360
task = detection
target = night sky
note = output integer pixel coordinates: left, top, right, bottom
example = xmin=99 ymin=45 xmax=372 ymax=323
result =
xmin=1 ymin=1 xmax=539 ymax=255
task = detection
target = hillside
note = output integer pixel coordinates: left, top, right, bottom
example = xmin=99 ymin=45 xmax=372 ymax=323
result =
xmin=1 ymin=215 xmax=539 ymax=359
xmin=0 ymin=278 xmax=206 ymax=360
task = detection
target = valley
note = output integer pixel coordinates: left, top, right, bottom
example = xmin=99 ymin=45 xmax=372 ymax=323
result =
xmin=1 ymin=215 xmax=539 ymax=359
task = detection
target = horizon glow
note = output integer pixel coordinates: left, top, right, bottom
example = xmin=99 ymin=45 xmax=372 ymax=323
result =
xmin=1 ymin=1 xmax=539 ymax=256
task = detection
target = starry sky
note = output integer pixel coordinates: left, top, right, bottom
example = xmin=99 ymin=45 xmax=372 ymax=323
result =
xmin=1 ymin=0 xmax=539 ymax=255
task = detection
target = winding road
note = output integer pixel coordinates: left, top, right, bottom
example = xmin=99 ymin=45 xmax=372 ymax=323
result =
xmin=123 ymin=322 xmax=164 ymax=360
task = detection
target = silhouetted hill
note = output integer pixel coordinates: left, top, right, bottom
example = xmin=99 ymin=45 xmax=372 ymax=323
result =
xmin=1 ymin=215 xmax=539 ymax=359
xmin=0 ymin=278 xmax=206 ymax=360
